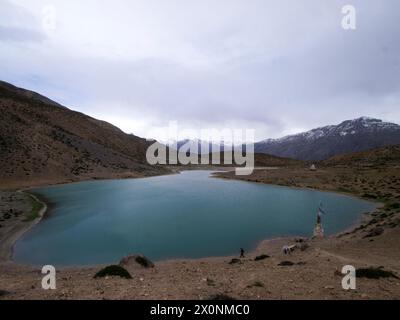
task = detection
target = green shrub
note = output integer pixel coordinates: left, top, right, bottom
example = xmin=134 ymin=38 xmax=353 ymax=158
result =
xmin=135 ymin=255 xmax=154 ymax=268
xmin=254 ymin=254 xmax=270 ymax=261
xmin=384 ymin=202 xmax=400 ymax=211
xmin=362 ymin=193 xmax=377 ymax=199
xmin=0 ymin=290 xmax=10 ymax=297
xmin=357 ymin=267 xmax=398 ymax=279
xmin=24 ymin=194 xmax=44 ymax=221
xmin=252 ymin=281 xmax=264 ymax=287
xmin=278 ymin=261 xmax=295 ymax=266
xmin=94 ymin=265 xmax=132 ymax=279
xmin=229 ymin=258 xmax=241 ymax=265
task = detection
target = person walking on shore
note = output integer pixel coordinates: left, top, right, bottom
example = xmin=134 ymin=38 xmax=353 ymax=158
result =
xmin=240 ymin=248 xmax=245 ymax=258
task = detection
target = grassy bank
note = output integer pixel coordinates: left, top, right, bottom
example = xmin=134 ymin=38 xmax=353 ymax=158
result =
xmin=24 ymin=193 xmax=45 ymax=221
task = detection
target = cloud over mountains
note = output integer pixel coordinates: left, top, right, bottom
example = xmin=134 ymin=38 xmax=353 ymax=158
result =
xmin=1 ymin=0 xmax=399 ymax=141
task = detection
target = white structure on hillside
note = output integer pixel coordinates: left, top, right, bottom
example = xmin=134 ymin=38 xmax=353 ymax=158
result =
xmin=310 ymin=164 xmax=317 ymax=171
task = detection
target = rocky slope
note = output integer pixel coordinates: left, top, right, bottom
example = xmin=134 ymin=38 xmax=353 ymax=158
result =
xmin=321 ymin=145 xmax=400 ymax=168
xmin=0 ymin=81 xmax=167 ymax=189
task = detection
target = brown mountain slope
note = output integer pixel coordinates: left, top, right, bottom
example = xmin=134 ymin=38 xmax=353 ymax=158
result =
xmin=166 ymin=151 xmax=303 ymax=167
xmin=0 ymin=81 xmax=167 ymax=189
xmin=321 ymin=145 xmax=400 ymax=168
xmin=206 ymin=152 xmax=303 ymax=167
xmin=253 ymin=152 xmax=303 ymax=167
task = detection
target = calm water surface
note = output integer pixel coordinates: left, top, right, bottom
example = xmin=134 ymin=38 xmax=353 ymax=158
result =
xmin=14 ymin=171 xmax=376 ymax=266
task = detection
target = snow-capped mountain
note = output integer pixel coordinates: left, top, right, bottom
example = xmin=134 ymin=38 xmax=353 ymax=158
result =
xmin=254 ymin=117 xmax=400 ymax=161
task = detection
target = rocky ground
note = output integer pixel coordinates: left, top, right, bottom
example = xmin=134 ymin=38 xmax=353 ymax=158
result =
xmin=0 ymin=231 xmax=399 ymax=300
xmin=0 ymin=165 xmax=399 ymax=300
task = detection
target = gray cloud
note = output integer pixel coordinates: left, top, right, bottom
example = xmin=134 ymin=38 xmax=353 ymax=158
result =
xmin=0 ymin=25 xmax=44 ymax=42
xmin=0 ymin=0 xmax=399 ymax=141
xmin=0 ymin=0 xmax=45 ymax=42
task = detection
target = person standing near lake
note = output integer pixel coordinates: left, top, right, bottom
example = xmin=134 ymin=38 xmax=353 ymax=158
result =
xmin=240 ymin=248 xmax=245 ymax=258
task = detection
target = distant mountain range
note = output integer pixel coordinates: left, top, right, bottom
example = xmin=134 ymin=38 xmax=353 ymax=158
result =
xmin=0 ymin=81 xmax=166 ymax=188
xmin=254 ymin=117 xmax=400 ymax=161
xmin=177 ymin=117 xmax=400 ymax=161
xmin=1 ymin=80 xmax=400 ymax=188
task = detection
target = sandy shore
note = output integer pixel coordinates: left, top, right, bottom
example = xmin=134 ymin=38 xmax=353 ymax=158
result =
xmin=1 ymin=228 xmax=399 ymax=300
xmin=1 ymin=167 xmax=399 ymax=299
xmin=0 ymin=191 xmax=47 ymax=262
xmin=10 ymin=192 xmax=47 ymax=260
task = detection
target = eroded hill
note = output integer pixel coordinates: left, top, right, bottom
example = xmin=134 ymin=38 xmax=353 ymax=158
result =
xmin=0 ymin=81 xmax=167 ymax=189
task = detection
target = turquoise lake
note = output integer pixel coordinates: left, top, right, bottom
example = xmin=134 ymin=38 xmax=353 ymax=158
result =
xmin=14 ymin=171 xmax=376 ymax=266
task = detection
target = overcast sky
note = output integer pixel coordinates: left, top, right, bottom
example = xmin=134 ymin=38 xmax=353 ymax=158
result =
xmin=1 ymin=0 xmax=399 ymax=141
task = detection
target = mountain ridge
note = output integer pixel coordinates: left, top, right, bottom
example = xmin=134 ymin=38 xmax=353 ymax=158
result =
xmin=2 ymin=80 xmax=400 ymax=189
xmin=254 ymin=117 xmax=400 ymax=161
xmin=0 ymin=80 xmax=167 ymax=189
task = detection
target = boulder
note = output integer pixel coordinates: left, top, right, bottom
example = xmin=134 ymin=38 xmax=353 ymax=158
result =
xmin=228 ymin=258 xmax=241 ymax=265
xmin=357 ymin=267 xmax=399 ymax=279
xmin=278 ymin=261 xmax=295 ymax=266
xmin=0 ymin=290 xmax=10 ymax=297
xmin=254 ymin=254 xmax=270 ymax=261
xmin=94 ymin=265 xmax=132 ymax=279
xmin=119 ymin=254 xmax=155 ymax=269
xmin=364 ymin=227 xmax=384 ymax=238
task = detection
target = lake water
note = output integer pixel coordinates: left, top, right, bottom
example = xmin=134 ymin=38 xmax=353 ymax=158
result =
xmin=14 ymin=171 xmax=376 ymax=266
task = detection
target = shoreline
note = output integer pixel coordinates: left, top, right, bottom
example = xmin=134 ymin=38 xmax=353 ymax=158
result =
xmin=0 ymin=191 xmax=47 ymax=263
xmin=2 ymin=168 xmax=380 ymax=269
xmin=213 ymin=170 xmax=384 ymax=206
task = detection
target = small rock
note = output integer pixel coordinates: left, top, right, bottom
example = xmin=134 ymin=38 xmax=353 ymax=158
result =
xmin=229 ymin=258 xmax=241 ymax=265
xmin=0 ymin=290 xmax=10 ymax=297
xmin=119 ymin=254 xmax=154 ymax=269
xmin=299 ymin=243 xmax=309 ymax=251
xmin=207 ymin=294 xmax=236 ymax=300
xmin=334 ymin=270 xmax=342 ymax=277
xmin=278 ymin=261 xmax=295 ymax=266
xmin=206 ymin=278 xmax=215 ymax=286
xmin=254 ymin=254 xmax=270 ymax=261
xmin=364 ymin=227 xmax=384 ymax=238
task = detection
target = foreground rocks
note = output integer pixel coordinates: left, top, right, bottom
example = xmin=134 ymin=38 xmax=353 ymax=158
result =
xmin=119 ymin=255 xmax=155 ymax=275
xmin=1 ymin=230 xmax=400 ymax=300
xmin=0 ymin=290 xmax=10 ymax=297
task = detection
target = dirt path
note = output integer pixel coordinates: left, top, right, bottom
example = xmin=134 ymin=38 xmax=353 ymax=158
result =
xmin=317 ymin=249 xmax=371 ymax=265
